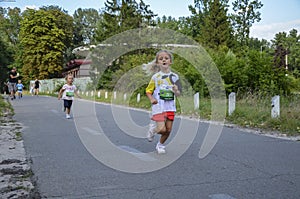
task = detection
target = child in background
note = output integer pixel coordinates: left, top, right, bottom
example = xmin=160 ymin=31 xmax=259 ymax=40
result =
xmin=58 ymin=74 xmax=81 ymax=119
xmin=146 ymin=50 xmax=182 ymax=154
xmin=30 ymin=82 xmax=34 ymax=96
xmin=16 ymin=80 xmax=24 ymax=99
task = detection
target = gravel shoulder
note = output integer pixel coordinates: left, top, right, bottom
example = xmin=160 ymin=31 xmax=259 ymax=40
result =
xmin=0 ymin=96 xmax=40 ymax=198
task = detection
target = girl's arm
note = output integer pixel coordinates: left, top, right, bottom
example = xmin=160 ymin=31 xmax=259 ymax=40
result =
xmin=58 ymin=88 xmax=65 ymax=100
xmin=146 ymin=92 xmax=158 ymax=104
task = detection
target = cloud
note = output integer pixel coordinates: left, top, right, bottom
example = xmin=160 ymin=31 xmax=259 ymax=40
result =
xmin=22 ymin=5 xmax=38 ymax=11
xmin=250 ymin=19 xmax=300 ymax=41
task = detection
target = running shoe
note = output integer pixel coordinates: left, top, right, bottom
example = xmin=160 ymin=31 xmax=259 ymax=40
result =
xmin=156 ymin=143 xmax=166 ymax=154
xmin=66 ymin=114 xmax=71 ymax=119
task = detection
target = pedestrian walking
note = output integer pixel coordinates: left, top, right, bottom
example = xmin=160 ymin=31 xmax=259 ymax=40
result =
xmin=8 ymin=67 xmax=19 ymax=100
xmin=58 ymin=74 xmax=81 ymax=119
xmin=145 ymin=50 xmax=182 ymax=154
xmin=34 ymin=79 xmax=41 ymax=96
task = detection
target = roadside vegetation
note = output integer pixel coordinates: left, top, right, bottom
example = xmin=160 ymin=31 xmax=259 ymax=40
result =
xmin=1 ymin=0 xmax=299 ymax=136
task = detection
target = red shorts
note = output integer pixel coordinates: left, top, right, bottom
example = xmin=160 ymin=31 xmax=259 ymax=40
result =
xmin=152 ymin=112 xmax=175 ymax=122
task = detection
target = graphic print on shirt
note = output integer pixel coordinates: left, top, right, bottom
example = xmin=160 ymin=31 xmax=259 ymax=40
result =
xmin=62 ymin=84 xmax=76 ymax=100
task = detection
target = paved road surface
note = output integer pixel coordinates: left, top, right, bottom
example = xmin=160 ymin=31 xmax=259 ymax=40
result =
xmin=12 ymin=95 xmax=300 ymax=199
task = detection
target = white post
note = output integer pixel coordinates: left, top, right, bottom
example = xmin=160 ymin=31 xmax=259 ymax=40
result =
xmin=91 ymin=91 xmax=94 ymax=97
xmin=97 ymin=91 xmax=101 ymax=98
xmin=228 ymin=92 xmax=236 ymax=116
xmin=194 ymin=92 xmax=199 ymax=110
xmin=114 ymin=91 xmax=117 ymax=100
xmin=137 ymin=93 xmax=140 ymax=103
xmin=85 ymin=91 xmax=89 ymax=97
xmin=123 ymin=93 xmax=127 ymax=101
xmin=105 ymin=91 xmax=108 ymax=99
xmin=82 ymin=91 xmax=84 ymax=95
xmin=271 ymin=95 xmax=280 ymax=118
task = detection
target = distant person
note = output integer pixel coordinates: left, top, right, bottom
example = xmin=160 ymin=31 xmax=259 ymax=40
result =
xmin=16 ymin=80 xmax=24 ymax=99
xmin=58 ymin=74 xmax=81 ymax=119
xmin=34 ymin=79 xmax=41 ymax=96
xmin=8 ymin=67 xmax=19 ymax=100
xmin=30 ymin=82 xmax=34 ymax=96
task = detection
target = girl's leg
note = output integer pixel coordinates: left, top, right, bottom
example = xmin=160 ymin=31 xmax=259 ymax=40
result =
xmin=66 ymin=107 xmax=70 ymax=114
xmin=160 ymin=120 xmax=173 ymax=144
xmin=155 ymin=121 xmax=166 ymax=135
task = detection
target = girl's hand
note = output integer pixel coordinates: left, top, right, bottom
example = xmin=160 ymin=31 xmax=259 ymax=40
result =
xmin=172 ymin=85 xmax=178 ymax=92
xmin=151 ymin=98 xmax=158 ymax=104
xmin=172 ymin=85 xmax=180 ymax=96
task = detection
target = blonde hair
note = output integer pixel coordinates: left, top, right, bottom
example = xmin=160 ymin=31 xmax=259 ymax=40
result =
xmin=65 ymin=73 xmax=74 ymax=80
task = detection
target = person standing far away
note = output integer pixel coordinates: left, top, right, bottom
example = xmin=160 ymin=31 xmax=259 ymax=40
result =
xmin=146 ymin=50 xmax=182 ymax=154
xmin=8 ymin=67 xmax=19 ymax=100
xmin=34 ymin=78 xmax=41 ymax=96
xmin=16 ymin=79 xmax=24 ymax=99
xmin=58 ymin=74 xmax=81 ymax=119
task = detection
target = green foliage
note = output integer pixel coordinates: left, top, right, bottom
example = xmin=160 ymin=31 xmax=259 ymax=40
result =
xmin=73 ymin=8 xmax=101 ymax=46
xmin=18 ymin=8 xmax=73 ymax=83
xmin=95 ymin=0 xmax=156 ymax=42
xmin=231 ymin=0 xmax=263 ymax=45
xmin=198 ymin=0 xmax=233 ymax=49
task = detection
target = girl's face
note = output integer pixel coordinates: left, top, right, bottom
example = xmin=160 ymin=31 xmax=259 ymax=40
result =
xmin=67 ymin=76 xmax=74 ymax=84
xmin=157 ymin=52 xmax=172 ymax=70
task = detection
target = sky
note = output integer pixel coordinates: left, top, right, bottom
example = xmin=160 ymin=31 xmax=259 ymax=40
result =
xmin=1 ymin=0 xmax=300 ymax=41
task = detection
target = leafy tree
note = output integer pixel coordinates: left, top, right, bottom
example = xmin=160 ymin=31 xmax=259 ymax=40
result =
xmin=95 ymin=0 xmax=156 ymax=42
xmin=231 ymin=0 xmax=263 ymax=46
xmin=40 ymin=6 xmax=74 ymax=63
xmin=19 ymin=8 xmax=72 ymax=82
xmin=198 ymin=0 xmax=233 ymax=49
xmin=73 ymin=8 xmax=101 ymax=46
xmin=187 ymin=0 xmax=207 ymax=40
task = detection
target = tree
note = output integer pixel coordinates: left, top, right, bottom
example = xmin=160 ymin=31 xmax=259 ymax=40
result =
xmin=272 ymin=29 xmax=300 ymax=73
xmin=73 ymin=8 xmax=101 ymax=46
xmin=19 ymin=8 xmax=72 ymax=82
xmin=95 ymin=0 xmax=156 ymax=42
xmin=231 ymin=0 xmax=263 ymax=46
xmin=198 ymin=0 xmax=233 ymax=49
xmin=187 ymin=0 xmax=207 ymax=40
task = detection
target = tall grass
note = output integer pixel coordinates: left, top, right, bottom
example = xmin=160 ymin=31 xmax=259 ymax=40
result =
xmin=226 ymin=93 xmax=300 ymax=135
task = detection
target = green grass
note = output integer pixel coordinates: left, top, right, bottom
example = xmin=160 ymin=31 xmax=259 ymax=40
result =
xmin=227 ymin=94 xmax=300 ymax=135
xmin=0 ymin=95 xmax=13 ymax=117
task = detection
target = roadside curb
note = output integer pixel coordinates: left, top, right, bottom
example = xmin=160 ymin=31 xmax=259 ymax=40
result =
xmin=0 ymin=96 xmax=40 ymax=198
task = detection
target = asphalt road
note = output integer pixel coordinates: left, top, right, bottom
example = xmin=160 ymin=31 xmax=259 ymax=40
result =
xmin=12 ymin=95 xmax=300 ymax=199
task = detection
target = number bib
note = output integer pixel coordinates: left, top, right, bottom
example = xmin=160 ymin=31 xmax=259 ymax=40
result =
xmin=159 ymin=85 xmax=174 ymax=101
xmin=66 ymin=91 xmax=74 ymax=97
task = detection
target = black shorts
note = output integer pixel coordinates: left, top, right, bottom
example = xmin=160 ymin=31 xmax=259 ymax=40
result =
xmin=63 ymin=99 xmax=73 ymax=109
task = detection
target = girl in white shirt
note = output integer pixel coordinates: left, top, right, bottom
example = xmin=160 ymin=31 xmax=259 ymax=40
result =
xmin=58 ymin=74 xmax=81 ymax=119
xmin=146 ymin=50 xmax=182 ymax=154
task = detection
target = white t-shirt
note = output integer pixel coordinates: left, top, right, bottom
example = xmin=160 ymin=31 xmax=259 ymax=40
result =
xmin=62 ymin=84 xmax=77 ymax=100
xmin=146 ymin=71 xmax=181 ymax=115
